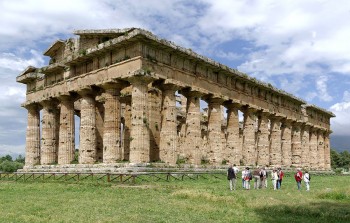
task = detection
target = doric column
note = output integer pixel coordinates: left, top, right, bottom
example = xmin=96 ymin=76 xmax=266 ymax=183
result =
xmin=58 ymin=96 xmax=75 ymax=164
xmin=159 ymin=84 xmax=178 ymax=164
xmin=79 ymin=91 xmax=97 ymax=164
xmin=182 ymin=90 xmax=202 ymax=165
xmin=225 ymin=102 xmax=241 ymax=165
xmin=24 ymin=103 xmax=41 ymax=166
xmin=129 ymin=76 xmax=153 ymax=163
xmin=300 ymin=124 xmax=310 ymax=168
xmin=309 ymin=127 xmax=318 ymax=169
xmin=242 ymin=107 xmax=257 ymax=166
xmin=148 ymin=88 xmax=162 ymax=162
xmin=269 ymin=116 xmax=282 ymax=166
xmin=317 ymin=129 xmax=325 ymax=170
xmin=324 ymin=131 xmax=331 ymax=170
xmin=206 ymin=97 xmax=224 ymax=164
xmin=281 ymin=119 xmax=292 ymax=167
xmin=291 ymin=122 xmax=302 ymax=166
xmin=40 ymin=100 xmax=59 ymax=165
xmin=257 ymin=111 xmax=270 ymax=167
xmin=101 ymin=82 xmax=125 ymax=163
xmin=95 ymin=101 xmax=104 ymax=162
xmin=121 ymin=96 xmax=131 ymax=161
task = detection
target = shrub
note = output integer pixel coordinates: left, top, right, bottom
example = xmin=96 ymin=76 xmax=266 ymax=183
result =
xmin=0 ymin=160 xmax=24 ymax=173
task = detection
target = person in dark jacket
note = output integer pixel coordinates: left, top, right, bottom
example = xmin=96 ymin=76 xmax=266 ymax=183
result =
xmin=227 ymin=164 xmax=236 ymax=191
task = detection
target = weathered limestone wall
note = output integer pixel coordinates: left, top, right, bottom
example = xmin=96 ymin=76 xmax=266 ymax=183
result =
xmin=225 ymin=104 xmax=241 ymax=165
xmin=25 ymin=104 xmax=41 ymax=166
xmin=79 ymin=94 xmax=97 ymax=164
xmin=291 ymin=123 xmax=302 ymax=166
xmin=40 ymin=101 xmax=59 ymax=165
xmin=129 ymin=77 xmax=152 ymax=163
xmin=270 ymin=117 xmax=282 ymax=166
xmin=317 ymin=131 xmax=325 ymax=170
xmin=257 ymin=112 xmax=270 ymax=166
xmin=309 ymin=128 xmax=318 ymax=168
xmin=148 ymin=88 xmax=162 ymax=161
xmin=301 ymin=125 xmax=310 ymax=168
xmin=207 ymin=98 xmax=224 ymax=164
xmin=281 ymin=120 xmax=292 ymax=167
xmin=242 ymin=108 xmax=256 ymax=166
xmin=159 ymin=85 xmax=178 ymax=164
xmin=58 ymin=96 xmax=75 ymax=164
xmin=183 ymin=91 xmax=202 ymax=164
xmin=18 ymin=28 xmax=334 ymax=170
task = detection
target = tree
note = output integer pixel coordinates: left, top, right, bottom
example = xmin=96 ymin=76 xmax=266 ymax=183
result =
xmin=15 ymin=155 xmax=25 ymax=164
xmin=0 ymin=155 xmax=13 ymax=163
xmin=330 ymin=149 xmax=341 ymax=168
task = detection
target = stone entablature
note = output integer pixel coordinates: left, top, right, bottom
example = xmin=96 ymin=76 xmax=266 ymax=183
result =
xmin=17 ymin=28 xmax=335 ymax=170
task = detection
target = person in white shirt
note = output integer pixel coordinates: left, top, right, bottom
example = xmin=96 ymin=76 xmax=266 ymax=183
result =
xmin=303 ymin=171 xmax=311 ymax=191
xmin=271 ymin=168 xmax=278 ymax=190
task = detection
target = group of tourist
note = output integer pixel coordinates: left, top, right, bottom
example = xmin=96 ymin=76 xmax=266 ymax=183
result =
xmin=227 ymin=164 xmax=311 ymax=191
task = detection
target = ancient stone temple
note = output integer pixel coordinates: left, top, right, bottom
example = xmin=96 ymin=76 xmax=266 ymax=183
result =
xmin=17 ymin=28 xmax=335 ymax=171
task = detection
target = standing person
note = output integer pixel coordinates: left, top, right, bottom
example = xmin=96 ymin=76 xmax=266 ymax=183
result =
xmin=265 ymin=168 xmax=268 ymax=188
xmin=253 ymin=166 xmax=261 ymax=189
xmin=303 ymin=171 xmax=311 ymax=191
xmin=277 ymin=168 xmax=284 ymax=189
xmin=294 ymin=168 xmax=303 ymax=190
xmin=233 ymin=164 xmax=240 ymax=176
xmin=271 ymin=168 xmax=278 ymax=190
xmin=241 ymin=168 xmax=246 ymax=189
xmin=244 ymin=167 xmax=251 ymax=190
xmin=227 ymin=164 xmax=236 ymax=191
xmin=260 ymin=167 xmax=267 ymax=188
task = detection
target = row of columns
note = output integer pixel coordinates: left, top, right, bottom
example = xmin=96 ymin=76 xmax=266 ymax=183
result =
xmin=24 ymin=77 xmax=331 ymax=170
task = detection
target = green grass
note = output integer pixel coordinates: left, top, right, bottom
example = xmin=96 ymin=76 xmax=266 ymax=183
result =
xmin=0 ymin=175 xmax=349 ymax=223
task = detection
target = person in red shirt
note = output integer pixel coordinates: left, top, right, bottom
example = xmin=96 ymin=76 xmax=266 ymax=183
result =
xmin=294 ymin=168 xmax=303 ymax=190
xmin=277 ymin=167 xmax=284 ymax=189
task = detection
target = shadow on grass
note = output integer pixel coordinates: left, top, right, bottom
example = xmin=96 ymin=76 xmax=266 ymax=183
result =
xmin=253 ymin=201 xmax=350 ymax=223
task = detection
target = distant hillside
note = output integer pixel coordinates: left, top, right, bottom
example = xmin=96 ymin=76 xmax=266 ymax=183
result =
xmin=330 ymin=135 xmax=350 ymax=152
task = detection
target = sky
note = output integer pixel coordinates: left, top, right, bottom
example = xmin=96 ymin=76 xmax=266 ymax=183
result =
xmin=1 ymin=0 xmax=350 ymax=156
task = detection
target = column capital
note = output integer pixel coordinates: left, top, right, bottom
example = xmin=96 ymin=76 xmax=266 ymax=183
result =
xmin=98 ymin=80 xmax=129 ymax=90
xmin=39 ymin=99 xmax=59 ymax=108
xmin=77 ymin=87 xmax=95 ymax=97
xmin=223 ymin=100 xmax=241 ymax=109
xmin=127 ymin=74 xmax=155 ymax=85
xmin=180 ymin=88 xmax=204 ymax=98
xmin=202 ymin=95 xmax=225 ymax=105
xmin=241 ymin=105 xmax=258 ymax=114
xmin=158 ymin=83 xmax=180 ymax=92
xmin=257 ymin=109 xmax=272 ymax=118
xmin=23 ymin=102 xmax=41 ymax=111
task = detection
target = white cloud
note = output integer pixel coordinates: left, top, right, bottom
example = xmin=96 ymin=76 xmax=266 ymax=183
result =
xmin=316 ymin=75 xmax=332 ymax=102
xmin=330 ymin=101 xmax=350 ymax=135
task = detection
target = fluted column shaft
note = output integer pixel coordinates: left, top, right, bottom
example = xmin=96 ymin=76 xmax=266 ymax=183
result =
xmin=79 ymin=94 xmax=96 ymax=164
xmin=40 ymin=101 xmax=59 ymax=165
xmin=122 ymin=97 xmax=131 ymax=161
xmin=207 ymin=98 xmax=224 ymax=164
xmin=324 ymin=132 xmax=331 ymax=170
xmin=309 ymin=128 xmax=318 ymax=169
xmin=159 ymin=86 xmax=178 ymax=164
xmin=129 ymin=77 xmax=152 ymax=163
xmin=58 ymin=97 xmax=75 ymax=164
xmin=301 ymin=125 xmax=310 ymax=168
xmin=291 ymin=123 xmax=302 ymax=166
xmin=183 ymin=91 xmax=202 ymax=164
xmin=257 ymin=112 xmax=270 ymax=166
xmin=242 ymin=108 xmax=256 ymax=166
xmin=281 ymin=120 xmax=292 ymax=167
xmin=270 ymin=117 xmax=282 ymax=166
xmin=102 ymin=86 xmax=123 ymax=163
xmin=148 ymin=88 xmax=162 ymax=161
xmin=226 ymin=104 xmax=241 ymax=165
xmin=25 ymin=104 xmax=41 ymax=166
xmin=317 ymin=130 xmax=325 ymax=170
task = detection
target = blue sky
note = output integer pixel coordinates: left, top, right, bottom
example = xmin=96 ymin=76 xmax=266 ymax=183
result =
xmin=1 ymin=0 xmax=350 ymax=156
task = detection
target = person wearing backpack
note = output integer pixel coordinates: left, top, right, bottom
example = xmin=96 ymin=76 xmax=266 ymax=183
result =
xmin=303 ymin=170 xmax=311 ymax=191
xmin=227 ymin=164 xmax=236 ymax=191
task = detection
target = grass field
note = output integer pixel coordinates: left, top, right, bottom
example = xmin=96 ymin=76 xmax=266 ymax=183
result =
xmin=0 ymin=174 xmax=349 ymax=223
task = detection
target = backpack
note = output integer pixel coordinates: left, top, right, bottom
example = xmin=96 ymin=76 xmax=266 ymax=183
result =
xmin=249 ymin=172 xmax=252 ymax=180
